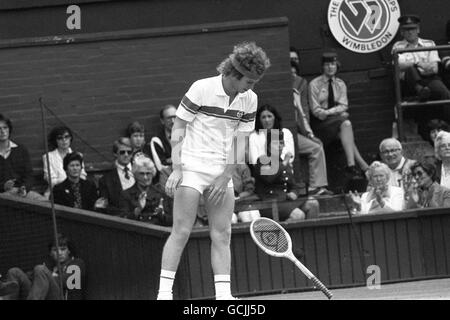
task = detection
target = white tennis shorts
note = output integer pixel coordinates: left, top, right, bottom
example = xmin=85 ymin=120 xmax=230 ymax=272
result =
xmin=180 ymin=170 xmax=233 ymax=194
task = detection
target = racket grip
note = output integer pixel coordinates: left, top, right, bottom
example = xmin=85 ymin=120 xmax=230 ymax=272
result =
xmin=311 ymin=276 xmax=333 ymax=299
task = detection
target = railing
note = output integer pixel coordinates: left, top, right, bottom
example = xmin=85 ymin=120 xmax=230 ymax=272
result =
xmin=392 ymin=44 xmax=450 ymax=141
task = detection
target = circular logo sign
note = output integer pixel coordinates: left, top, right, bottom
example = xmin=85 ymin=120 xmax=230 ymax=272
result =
xmin=328 ymin=0 xmax=400 ymax=53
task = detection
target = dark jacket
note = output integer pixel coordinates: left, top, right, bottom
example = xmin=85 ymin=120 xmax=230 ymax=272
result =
xmin=253 ymin=160 xmax=303 ymax=201
xmin=43 ymin=257 xmax=86 ymax=300
xmin=119 ymin=182 xmax=173 ymax=226
xmin=0 ymin=143 xmax=33 ymax=192
xmin=98 ymin=168 xmax=125 ymax=216
xmin=53 ymin=178 xmax=98 ymax=211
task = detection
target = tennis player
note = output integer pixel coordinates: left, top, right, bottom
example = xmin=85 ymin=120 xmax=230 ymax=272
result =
xmin=157 ymin=42 xmax=270 ymax=300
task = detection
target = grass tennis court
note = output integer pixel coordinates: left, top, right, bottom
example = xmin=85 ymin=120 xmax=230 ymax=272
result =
xmin=245 ymin=278 xmax=450 ymax=300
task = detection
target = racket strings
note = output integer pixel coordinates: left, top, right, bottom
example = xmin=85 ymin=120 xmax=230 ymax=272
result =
xmin=252 ymin=219 xmax=289 ymax=254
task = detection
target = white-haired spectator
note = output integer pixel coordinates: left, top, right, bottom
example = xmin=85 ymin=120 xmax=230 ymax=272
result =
xmin=379 ymin=138 xmax=416 ymax=191
xmin=349 ymin=161 xmax=404 ymax=214
xmin=434 ymin=130 xmax=450 ymax=187
xmin=119 ymin=154 xmax=172 ymax=225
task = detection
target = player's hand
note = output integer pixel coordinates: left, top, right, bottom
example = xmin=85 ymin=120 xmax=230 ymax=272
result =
xmin=165 ymin=169 xmax=183 ymax=198
xmin=206 ymin=175 xmax=230 ymax=205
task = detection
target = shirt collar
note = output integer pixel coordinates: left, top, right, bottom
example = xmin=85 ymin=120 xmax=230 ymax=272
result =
xmin=115 ymin=161 xmax=132 ymax=172
xmin=9 ymin=140 xmax=18 ymax=148
xmin=320 ymin=74 xmax=335 ymax=83
xmin=214 ymin=74 xmax=245 ymax=99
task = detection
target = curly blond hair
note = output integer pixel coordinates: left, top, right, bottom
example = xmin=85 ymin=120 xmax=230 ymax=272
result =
xmin=217 ymin=42 xmax=271 ymax=79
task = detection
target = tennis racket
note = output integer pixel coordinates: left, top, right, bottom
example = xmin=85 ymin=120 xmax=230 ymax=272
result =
xmin=250 ymin=217 xmax=333 ymax=299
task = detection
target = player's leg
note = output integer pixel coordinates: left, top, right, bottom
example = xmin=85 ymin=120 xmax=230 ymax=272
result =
xmin=157 ymin=186 xmax=201 ymax=300
xmin=204 ymin=187 xmax=235 ymax=299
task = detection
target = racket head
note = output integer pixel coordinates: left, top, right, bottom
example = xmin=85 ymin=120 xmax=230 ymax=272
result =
xmin=250 ymin=217 xmax=292 ymax=258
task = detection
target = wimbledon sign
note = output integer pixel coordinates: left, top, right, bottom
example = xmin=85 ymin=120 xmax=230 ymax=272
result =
xmin=328 ymin=0 xmax=400 ymax=53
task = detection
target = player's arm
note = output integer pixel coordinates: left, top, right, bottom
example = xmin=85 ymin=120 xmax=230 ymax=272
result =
xmin=170 ymin=116 xmax=188 ymax=172
xmin=165 ymin=116 xmax=188 ymax=197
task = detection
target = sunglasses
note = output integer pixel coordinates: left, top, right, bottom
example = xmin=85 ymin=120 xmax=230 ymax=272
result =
xmin=118 ymin=150 xmax=133 ymax=155
xmin=57 ymin=134 xmax=71 ymax=140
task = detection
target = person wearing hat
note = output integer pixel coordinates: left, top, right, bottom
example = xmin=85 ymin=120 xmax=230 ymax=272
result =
xmin=308 ymin=52 xmax=369 ymax=178
xmin=392 ymin=14 xmax=450 ymax=102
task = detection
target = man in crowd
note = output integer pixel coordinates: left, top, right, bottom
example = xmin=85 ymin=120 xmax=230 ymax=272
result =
xmin=0 ymin=233 xmax=85 ymax=300
xmin=0 ymin=114 xmax=44 ymax=200
xmin=379 ymin=138 xmax=416 ymax=192
xmin=96 ymin=137 xmax=135 ymax=215
xmin=291 ymin=60 xmax=333 ymax=196
xmin=392 ymin=14 xmax=450 ymax=102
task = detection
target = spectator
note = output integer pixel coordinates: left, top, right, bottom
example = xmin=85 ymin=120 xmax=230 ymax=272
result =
xmin=349 ymin=161 xmax=404 ymax=214
xmin=126 ymin=121 xmax=151 ymax=159
xmin=392 ymin=15 xmax=450 ymax=102
xmin=406 ymin=161 xmax=450 ymax=208
xmin=232 ymin=163 xmax=260 ymax=223
xmin=249 ymin=104 xmax=319 ymax=221
xmin=0 ymin=114 xmax=45 ymax=201
xmin=150 ymin=104 xmax=176 ymax=187
xmin=289 ymin=46 xmax=301 ymax=67
xmin=309 ymin=52 xmax=369 ymax=178
xmin=53 ymin=152 xmax=98 ymax=210
xmin=379 ymin=138 xmax=416 ymax=192
xmin=434 ymin=130 xmax=450 ymax=187
xmin=291 ymin=61 xmax=333 ymax=195
xmin=42 ymin=126 xmax=87 ymax=198
xmin=119 ymin=154 xmax=172 ymax=226
xmin=96 ymin=137 xmax=135 ymax=215
xmin=0 ymin=233 xmax=85 ymax=300
xmin=427 ymin=119 xmax=450 ymax=146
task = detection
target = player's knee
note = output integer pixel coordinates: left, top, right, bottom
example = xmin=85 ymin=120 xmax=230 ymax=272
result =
xmin=210 ymin=226 xmax=232 ymax=246
xmin=33 ymin=264 xmax=49 ymax=275
xmin=171 ymin=225 xmax=193 ymax=243
xmin=7 ymin=267 xmax=23 ymax=278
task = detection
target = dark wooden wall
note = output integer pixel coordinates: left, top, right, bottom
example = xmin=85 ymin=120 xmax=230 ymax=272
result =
xmin=1 ymin=194 xmax=449 ymax=299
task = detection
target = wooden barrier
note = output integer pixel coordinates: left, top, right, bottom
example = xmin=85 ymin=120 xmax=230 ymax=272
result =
xmin=1 ymin=194 xmax=449 ymax=299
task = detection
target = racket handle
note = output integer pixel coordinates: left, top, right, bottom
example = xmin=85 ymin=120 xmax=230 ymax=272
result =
xmin=311 ymin=276 xmax=333 ymax=299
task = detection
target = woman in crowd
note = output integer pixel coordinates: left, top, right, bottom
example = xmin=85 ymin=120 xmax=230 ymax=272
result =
xmin=249 ymin=104 xmax=319 ymax=221
xmin=309 ymin=52 xmax=369 ymax=177
xmin=426 ymin=119 xmax=449 ymax=146
xmin=42 ymin=126 xmax=86 ymax=198
xmin=349 ymin=161 xmax=404 ymax=214
xmin=406 ymin=161 xmax=450 ymax=208
xmin=434 ymin=130 xmax=450 ymax=187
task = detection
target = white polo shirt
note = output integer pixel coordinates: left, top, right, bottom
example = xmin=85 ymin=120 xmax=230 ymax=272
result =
xmin=176 ymin=74 xmax=257 ymax=174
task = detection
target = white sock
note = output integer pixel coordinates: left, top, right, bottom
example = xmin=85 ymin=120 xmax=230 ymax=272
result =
xmin=157 ymin=269 xmax=176 ymax=300
xmin=214 ymin=274 xmax=231 ymax=299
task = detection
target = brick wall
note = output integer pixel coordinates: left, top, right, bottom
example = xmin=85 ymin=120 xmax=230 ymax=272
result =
xmin=0 ymin=17 xmax=397 ymax=185
xmin=0 ymin=19 xmax=293 ymax=173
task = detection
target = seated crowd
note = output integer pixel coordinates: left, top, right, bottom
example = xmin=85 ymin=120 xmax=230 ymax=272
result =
xmin=1 ymin=13 xmax=450 ymax=228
